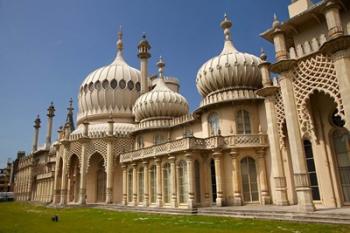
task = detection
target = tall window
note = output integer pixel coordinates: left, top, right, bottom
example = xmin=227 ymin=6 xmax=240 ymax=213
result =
xmin=241 ymin=157 xmax=259 ymax=202
xmin=138 ymin=167 xmax=144 ymax=203
xmin=333 ymin=129 xmax=350 ymax=203
xmin=150 ymin=165 xmax=157 ymax=203
xmin=127 ymin=168 xmax=133 ymax=202
xmin=154 ymin=134 xmax=165 ymax=145
xmin=136 ymin=136 xmax=144 ymax=150
xmin=163 ymin=163 xmax=171 ymax=204
xmin=178 ymin=160 xmax=188 ymax=203
xmin=194 ymin=160 xmax=201 ymax=203
xmin=303 ymin=140 xmax=320 ymax=201
xmin=208 ymin=112 xmax=220 ymax=136
xmin=236 ymin=110 xmax=251 ymax=134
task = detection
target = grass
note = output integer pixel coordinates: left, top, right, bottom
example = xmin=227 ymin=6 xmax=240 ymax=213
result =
xmin=0 ymin=202 xmax=350 ymax=233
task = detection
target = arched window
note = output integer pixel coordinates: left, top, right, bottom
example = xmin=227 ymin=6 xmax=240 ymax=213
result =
xmin=208 ymin=112 xmax=220 ymax=136
xmin=241 ymin=157 xmax=259 ymax=202
xmin=150 ymin=165 xmax=157 ymax=203
xmin=178 ymin=160 xmax=188 ymax=203
xmin=163 ymin=163 xmax=171 ymax=204
xmin=303 ymin=140 xmax=320 ymax=201
xmin=332 ymin=129 xmax=350 ymax=203
xmin=127 ymin=168 xmax=133 ymax=202
xmin=138 ymin=167 xmax=144 ymax=203
xmin=236 ymin=110 xmax=251 ymax=134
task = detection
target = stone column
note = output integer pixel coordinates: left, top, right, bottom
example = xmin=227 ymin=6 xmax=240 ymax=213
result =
xmin=258 ymin=55 xmax=289 ymax=206
xmin=213 ymin=150 xmax=224 ymax=207
xmin=59 ymin=145 xmax=68 ymax=205
xmin=32 ymin=115 xmax=41 ymax=153
xmin=45 ymin=102 xmax=55 ymax=148
xmin=105 ymin=139 xmax=114 ymax=204
xmin=230 ymin=149 xmax=242 ymax=206
xmin=332 ymin=49 xmax=350 ymax=129
xmin=256 ymin=149 xmax=271 ymax=205
xmin=142 ymin=161 xmax=149 ymax=207
xmin=155 ymin=159 xmax=162 ymax=207
xmin=132 ymin=163 xmax=138 ymax=206
xmin=78 ymin=140 xmax=88 ymax=205
xmin=265 ymin=96 xmax=289 ymax=205
xmin=185 ymin=152 xmax=195 ymax=209
xmin=169 ymin=156 xmax=177 ymax=208
xmin=279 ymin=73 xmax=314 ymax=212
xmin=122 ymin=165 xmax=127 ymax=205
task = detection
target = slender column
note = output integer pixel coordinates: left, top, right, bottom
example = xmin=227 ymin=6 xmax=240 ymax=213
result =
xmin=122 ymin=165 xmax=127 ymax=205
xmin=332 ymin=49 xmax=350 ymax=130
xmin=256 ymin=149 xmax=271 ymax=205
xmin=258 ymin=55 xmax=289 ymax=205
xmin=45 ymin=102 xmax=55 ymax=148
xmin=169 ymin=156 xmax=177 ymax=208
xmin=78 ymin=141 xmax=88 ymax=205
xmin=155 ymin=159 xmax=162 ymax=207
xmin=137 ymin=34 xmax=151 ymax=94
xmin=265 ymin=96 xmax=289 ymax=205
xmin=279 ymin=73 xmax=314 ymax=212
xmin=185 ymin=152 xmax=195 ymax=208
xmin=32 ymin=115 xmax=41 ymax=153
xmin=105 ymin=140 xmax=114 ymax=204
xmin=132 ymin=163 xmax=137 ymax=206
xmin=59 ymin=145 xmax=68 ymax=205
xmin=142 ymin=161 xmax=149 ymax=207
xmin=230 ymin=149 xmax=242 ymax=206
xmin=213 ymin=151 xmax=224 ymax=207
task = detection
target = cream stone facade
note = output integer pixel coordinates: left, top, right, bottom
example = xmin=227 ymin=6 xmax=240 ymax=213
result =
xmin=13 ymin=0 xmax=350 ymax=213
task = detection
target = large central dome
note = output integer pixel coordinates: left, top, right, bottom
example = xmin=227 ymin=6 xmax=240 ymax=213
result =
xmin=77 ymin=31 xmax=141 ymax=125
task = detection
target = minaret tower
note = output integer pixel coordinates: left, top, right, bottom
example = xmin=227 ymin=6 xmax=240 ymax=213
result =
xmin=45 ymin=102 xmax=55 ymax=149
xmin=32 ymin=115 xmax=41 ymax=153
xmin=137 ymin=33 xmax=151 ymax=94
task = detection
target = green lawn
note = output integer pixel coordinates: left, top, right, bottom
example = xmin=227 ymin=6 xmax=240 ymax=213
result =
xmin=0 ymin=202 xmax=349 ymax=233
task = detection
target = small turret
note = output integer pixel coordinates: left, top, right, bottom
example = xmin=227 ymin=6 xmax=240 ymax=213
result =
xmin=138 ymin=33 xmax=151 ymax=94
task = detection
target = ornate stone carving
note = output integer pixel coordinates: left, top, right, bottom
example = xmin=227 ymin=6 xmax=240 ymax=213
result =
xmin=292 ymin=53 xmax=344 ymax=139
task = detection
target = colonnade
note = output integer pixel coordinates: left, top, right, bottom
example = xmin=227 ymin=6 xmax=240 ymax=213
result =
xmin=33 ymin=179 xmax=54 ymax=202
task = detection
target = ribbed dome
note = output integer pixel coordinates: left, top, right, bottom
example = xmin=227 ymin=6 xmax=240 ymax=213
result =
xmin=196 ymin=15 xmax=262 ymax=97
xmin=77 ymin=31 xmax=141 ymax=125
xmin=133 ymin=58 xmax=189 ymax=122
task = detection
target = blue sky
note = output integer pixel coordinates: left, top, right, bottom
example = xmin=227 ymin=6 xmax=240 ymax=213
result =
xmin=0 ymin=0 xmax=292 ymax=167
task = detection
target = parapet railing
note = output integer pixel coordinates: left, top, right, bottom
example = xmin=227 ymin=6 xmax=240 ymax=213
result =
xmin=120 ymin=134 xmax=267 ymax=163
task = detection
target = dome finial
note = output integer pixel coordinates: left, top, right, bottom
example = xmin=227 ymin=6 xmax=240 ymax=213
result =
xmin=219 ymin=14 xmax=237 ymax=54
xmin=116 ymin=25 xmax=124 ymax=58
xmin=260 ymin=48 xmax=267 ymax=61
xmin=272 ymin=13 xmax=280 ymax=28
xmin=157 ymin=56 xmax=165 ymax=79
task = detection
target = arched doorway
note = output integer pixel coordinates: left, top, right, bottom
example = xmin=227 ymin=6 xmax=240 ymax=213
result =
xmin=86 ymin=153 xmax=106 ymax=203
xmin=331 ymin=111 xmax=350 ymax=204
xmin=210 ymin=159 xmax=217 ymax=204
xmin=68 ymin=154 xmax=80 ymax=203
xmin=240 ymin=157 xmax=259 ymax=203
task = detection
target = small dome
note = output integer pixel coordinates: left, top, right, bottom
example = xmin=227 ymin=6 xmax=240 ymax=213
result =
xmin=196 ymin=15 xmax=262 ymax=98
xmin=133 ymin=57 xmax=189 ymax=122
xmin=77 ymin=30 xmax=141 ymax=125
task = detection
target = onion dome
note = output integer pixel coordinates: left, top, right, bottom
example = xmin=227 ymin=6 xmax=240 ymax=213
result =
xmin=196 ymin=14 xmax=262 ymax=107
xmin=133 ymin=57 xmax=189 ymax=122
xmin=77 ymin=28 xmax=142 ymax=125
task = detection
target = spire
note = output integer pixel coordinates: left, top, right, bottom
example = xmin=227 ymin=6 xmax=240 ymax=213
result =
xmin=272 ymin=13 xmax=280 ymax=29
xmin=65 ymin=98 xmax=75 ymax=132
xmin=34 ymin=115 xmax=41 ymax=129
xmin=260 ymin=48 xmax=267 ymax=61
xmin=47 ymin=102 xmax=55 ymax=118
xmin=114 ymin=25 xmax=125 ymax=62
xmin=220 ymin=13 xmax=237 ymax=54
xmin=157 ymin=56 xmax=165 ymax=79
